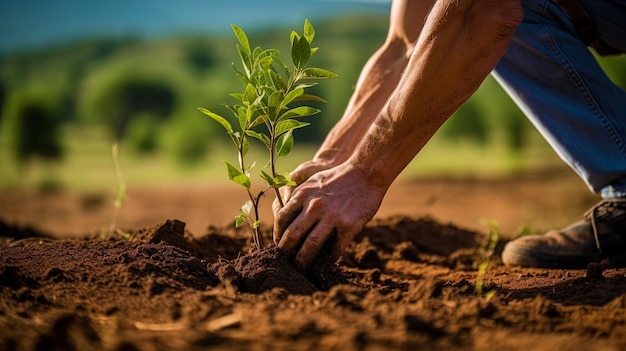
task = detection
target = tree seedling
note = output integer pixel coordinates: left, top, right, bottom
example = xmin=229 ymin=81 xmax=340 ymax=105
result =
xmin=199 ymin=20 xmax=337 ymax=250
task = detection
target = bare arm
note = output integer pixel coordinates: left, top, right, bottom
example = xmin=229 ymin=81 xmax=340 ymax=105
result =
xmin=310 ymin=0 xmax=436 ymax=169
xmin=276 ymin=0 xmax=523 ymax=269
xmin=352 ymin=0 xmax=523 ymax=190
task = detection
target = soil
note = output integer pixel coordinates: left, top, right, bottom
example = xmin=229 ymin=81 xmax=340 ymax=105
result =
xmin=1 ymin=168 xmax=625 ymax=351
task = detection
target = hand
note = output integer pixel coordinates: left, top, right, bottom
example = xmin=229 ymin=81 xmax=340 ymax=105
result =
xmin=271 ymin=157 xmax=342 ymax=221
xmin=273 ymin=161 xmax=386 ymax=270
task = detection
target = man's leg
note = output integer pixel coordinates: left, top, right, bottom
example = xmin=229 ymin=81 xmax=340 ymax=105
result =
xmin=492 ymin=0 xmax=626 ymax=268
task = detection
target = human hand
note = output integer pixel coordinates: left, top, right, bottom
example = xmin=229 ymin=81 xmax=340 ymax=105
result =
xmin=273 ymin=161 xmax=386 ymax=270
xmin=271 ymin=159 xmax=338 ymax=216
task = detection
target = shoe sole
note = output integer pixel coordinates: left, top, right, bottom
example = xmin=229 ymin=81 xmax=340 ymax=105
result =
xmin=502 ymin=243 xmax=626 ymax=269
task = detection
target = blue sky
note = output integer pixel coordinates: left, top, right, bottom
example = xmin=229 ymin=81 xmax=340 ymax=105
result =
xmin=0 ymin=0 xmax=391 ymax=54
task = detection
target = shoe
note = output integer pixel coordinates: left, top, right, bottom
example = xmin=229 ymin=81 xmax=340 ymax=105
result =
xmin=502 ymin=199 xmax=626 ymax=269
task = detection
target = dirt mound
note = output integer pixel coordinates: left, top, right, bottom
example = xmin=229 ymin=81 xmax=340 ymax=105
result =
xmin=1 ymin=216 xmax=626 ymax=351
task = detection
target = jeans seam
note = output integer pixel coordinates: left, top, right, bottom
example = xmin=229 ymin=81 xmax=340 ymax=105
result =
xmin=542 ymin=23 xmax=626 ymax=159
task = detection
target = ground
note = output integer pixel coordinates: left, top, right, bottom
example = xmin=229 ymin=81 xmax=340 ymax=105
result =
xmin=1 ymin=168 xmax=625 ymax=351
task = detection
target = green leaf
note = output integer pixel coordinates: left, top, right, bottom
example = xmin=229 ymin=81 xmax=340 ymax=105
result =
xmin=249 ymin=114 xmax=268 ymax=129
xmin=260 ymin=170 xmax=275 ymax=186
xmin=224 ymin=161 xmax=250 ymax=189
xmin=235 ymin=214 xmax=245 ymax=227
xmin=293 ymin=93 xmax=328 ymax=103
xmin=229 ymin=93 xmax=244 ymax=103
xmin=303 ymin=19 xmax=315 ymax=43
xmin=240 ymin=199 xmax=253 ymax=215
xmin=275 ymin=130 xmax=294 ymax=157
xmin=254 ymin=55 xmax=273 ymax=70
xmin=293 ymin=82 xmax=317 ymax=90
xmin=289 ymin=31 xmax=299 ymax=46
xmin=266 ymin=69 xmax=281 ymax=91
xmin=275 ymin=73 xmax=289 ymax=91
xmin=275 ymin=119 xmax=310 ymax=137
xmin=282 ymin=88 xmax=304 ymax=106
xmin=273 ymin=173 xmax=296 ymax=187
xmin=237 ymin=106 xmax=248 ymax=130
xmin=231 ymin=63 xmax=251 ymax=85
xmin=241 ymin=135 xmax=250 ymax=157
xmin=252 ymin=46 xmax=262 ymax=61
xmin=252 ymin=220 xmax=261 ymax=229
xmin=278 ymin=106 xmax=320 ymax=121
xmin=281 ymin=172 xmax=297 ymax=186
xmin=245 ymin=130 xmax=271 ymax=149
xmin=236 ymin=45 xmax=252 ymax=77
xmin=268 ymin=91 xmax=283 ymax=121
xmin=301 ymin=67 xmax=338 ymax=79
xmin=272 ymin=55 xmax=290 ymax=77
xmin=268 ymin=91 xmax=282 ymax=109
xmin=291 ymin=35 xmax=311 ymax=68
xmin=198 ymin=107 xmax=233 ymax=134
xmin=232 ymin=24 xmax=251 ymax=55
xmin=242 ymin=83 xmax=257 ymax=106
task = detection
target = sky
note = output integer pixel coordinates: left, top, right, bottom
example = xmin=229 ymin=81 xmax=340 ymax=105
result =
xmin=0 ymin=0 xmax=391 ymax=54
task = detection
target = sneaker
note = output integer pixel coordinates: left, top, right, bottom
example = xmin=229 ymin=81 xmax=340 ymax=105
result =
xmin=501 ymin=199 xmax=626 ymax=268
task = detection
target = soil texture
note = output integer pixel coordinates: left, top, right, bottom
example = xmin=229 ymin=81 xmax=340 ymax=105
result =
xmin=1 ymin=170 xmax=625 ymax=350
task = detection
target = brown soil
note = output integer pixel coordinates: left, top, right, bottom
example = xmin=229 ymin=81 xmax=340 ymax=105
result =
xmin=1 ymin=168 xmax=625 ymax=351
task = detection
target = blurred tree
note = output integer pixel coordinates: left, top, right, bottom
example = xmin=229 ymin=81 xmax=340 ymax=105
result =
xmin=3 ymin=91 xmax=63 ymax=167
xmin=81 ymin=70 xmax=177 ymax=140
xmin=160 ymin=115 xmax=211 ymax=166
xmin=502 ymin=107 xmax=529 ymax=152
xmin=185 ymin=43 xmax=216 ymax=74
xmin=440 ymin=100 xmax=489 ymax=145
xmin=123 ymin=112 xmax=160 ymax=154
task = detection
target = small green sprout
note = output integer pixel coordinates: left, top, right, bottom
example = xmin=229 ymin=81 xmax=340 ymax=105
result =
xmin=199 ymin=20 xmax=337 ymax=250
xmin=109 ymin=143 xmax=131 ymax=240
xmin=475 ymin=218 xmax=499 ymax=299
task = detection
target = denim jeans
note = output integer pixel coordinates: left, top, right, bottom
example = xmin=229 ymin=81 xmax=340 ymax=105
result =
xmin=491 ymin=0 xmax=626 ymax=198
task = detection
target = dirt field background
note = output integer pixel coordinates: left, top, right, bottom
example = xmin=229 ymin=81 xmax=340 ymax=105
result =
xmin=0 ymin=167 xmax=598 ymax=240
xmin=2 ymin=167 xmax=625 ymax=351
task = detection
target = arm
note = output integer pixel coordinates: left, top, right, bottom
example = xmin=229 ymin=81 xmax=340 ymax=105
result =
xmin=287 ymin=0 xmax=436 ymax=185
xmin=275 ymin=0 xmax=523 ymax=270
xmin=352 ymin=0 xmax=523 ymax=190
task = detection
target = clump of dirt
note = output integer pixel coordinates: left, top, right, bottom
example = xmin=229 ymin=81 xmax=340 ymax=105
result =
xmin=209 ymin=243 xmax=348 ymax=295
xmin=130 ymin=219 xmax=348 ymax=295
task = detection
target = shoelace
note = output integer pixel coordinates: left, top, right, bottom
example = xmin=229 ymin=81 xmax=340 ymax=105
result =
xmin=584 ymin=198 xmax=626 ymax=252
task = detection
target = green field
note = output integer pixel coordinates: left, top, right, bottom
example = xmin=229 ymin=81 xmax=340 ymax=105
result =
xmin=1 ymin=14 xmax=623 ymax=191
xmin=0 ymin=123 xmax=566 ymax=191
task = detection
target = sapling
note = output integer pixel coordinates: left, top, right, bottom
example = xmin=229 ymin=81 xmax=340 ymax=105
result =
xmin=199 ymin=20 xmax=337 ymax=250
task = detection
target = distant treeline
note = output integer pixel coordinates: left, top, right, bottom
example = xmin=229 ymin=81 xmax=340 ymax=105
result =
xmin=1 ymin=14 xmax=625 ymax=166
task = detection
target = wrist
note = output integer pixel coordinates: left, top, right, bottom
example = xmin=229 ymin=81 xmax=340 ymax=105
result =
xmin=346 ymin=156 xmax=395 ymax=194
xmin=313 ymin=147 xmax=350 ymax=167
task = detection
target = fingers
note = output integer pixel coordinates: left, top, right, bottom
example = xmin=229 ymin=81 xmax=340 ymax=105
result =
xmin=276 ymin=202 xmax=318 ymax=254
xmin=273 ymin=193 xmax=302 ymax=244
xmin=272 ymin=185 xmax=295 ymax=220
xmin=293 ymin=220 xmax=335 ymax=270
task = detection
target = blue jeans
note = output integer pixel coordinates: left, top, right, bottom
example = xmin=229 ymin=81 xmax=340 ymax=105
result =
xmin=492 ymin=0 xmax=626 ymax=198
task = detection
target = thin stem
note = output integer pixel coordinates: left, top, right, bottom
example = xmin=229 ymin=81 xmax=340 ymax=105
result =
xmin=268 ymin=131 xmax=285 ymax=208
xmin=238 ymin=140 xmax=264 ymax=249
xmin=110 ymin=143 xmax=126 ymax=236
xmin=252 ymin=191 xmax=264 ymax=249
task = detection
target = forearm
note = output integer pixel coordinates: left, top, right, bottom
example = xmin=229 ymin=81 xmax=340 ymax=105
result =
xmin=350 ymin=0 xmax=523 ymax=189
xmin=313 ymin=41 xmax=408 ymax=164
xmin=313 ymin=0 xmax=436 ymax=165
